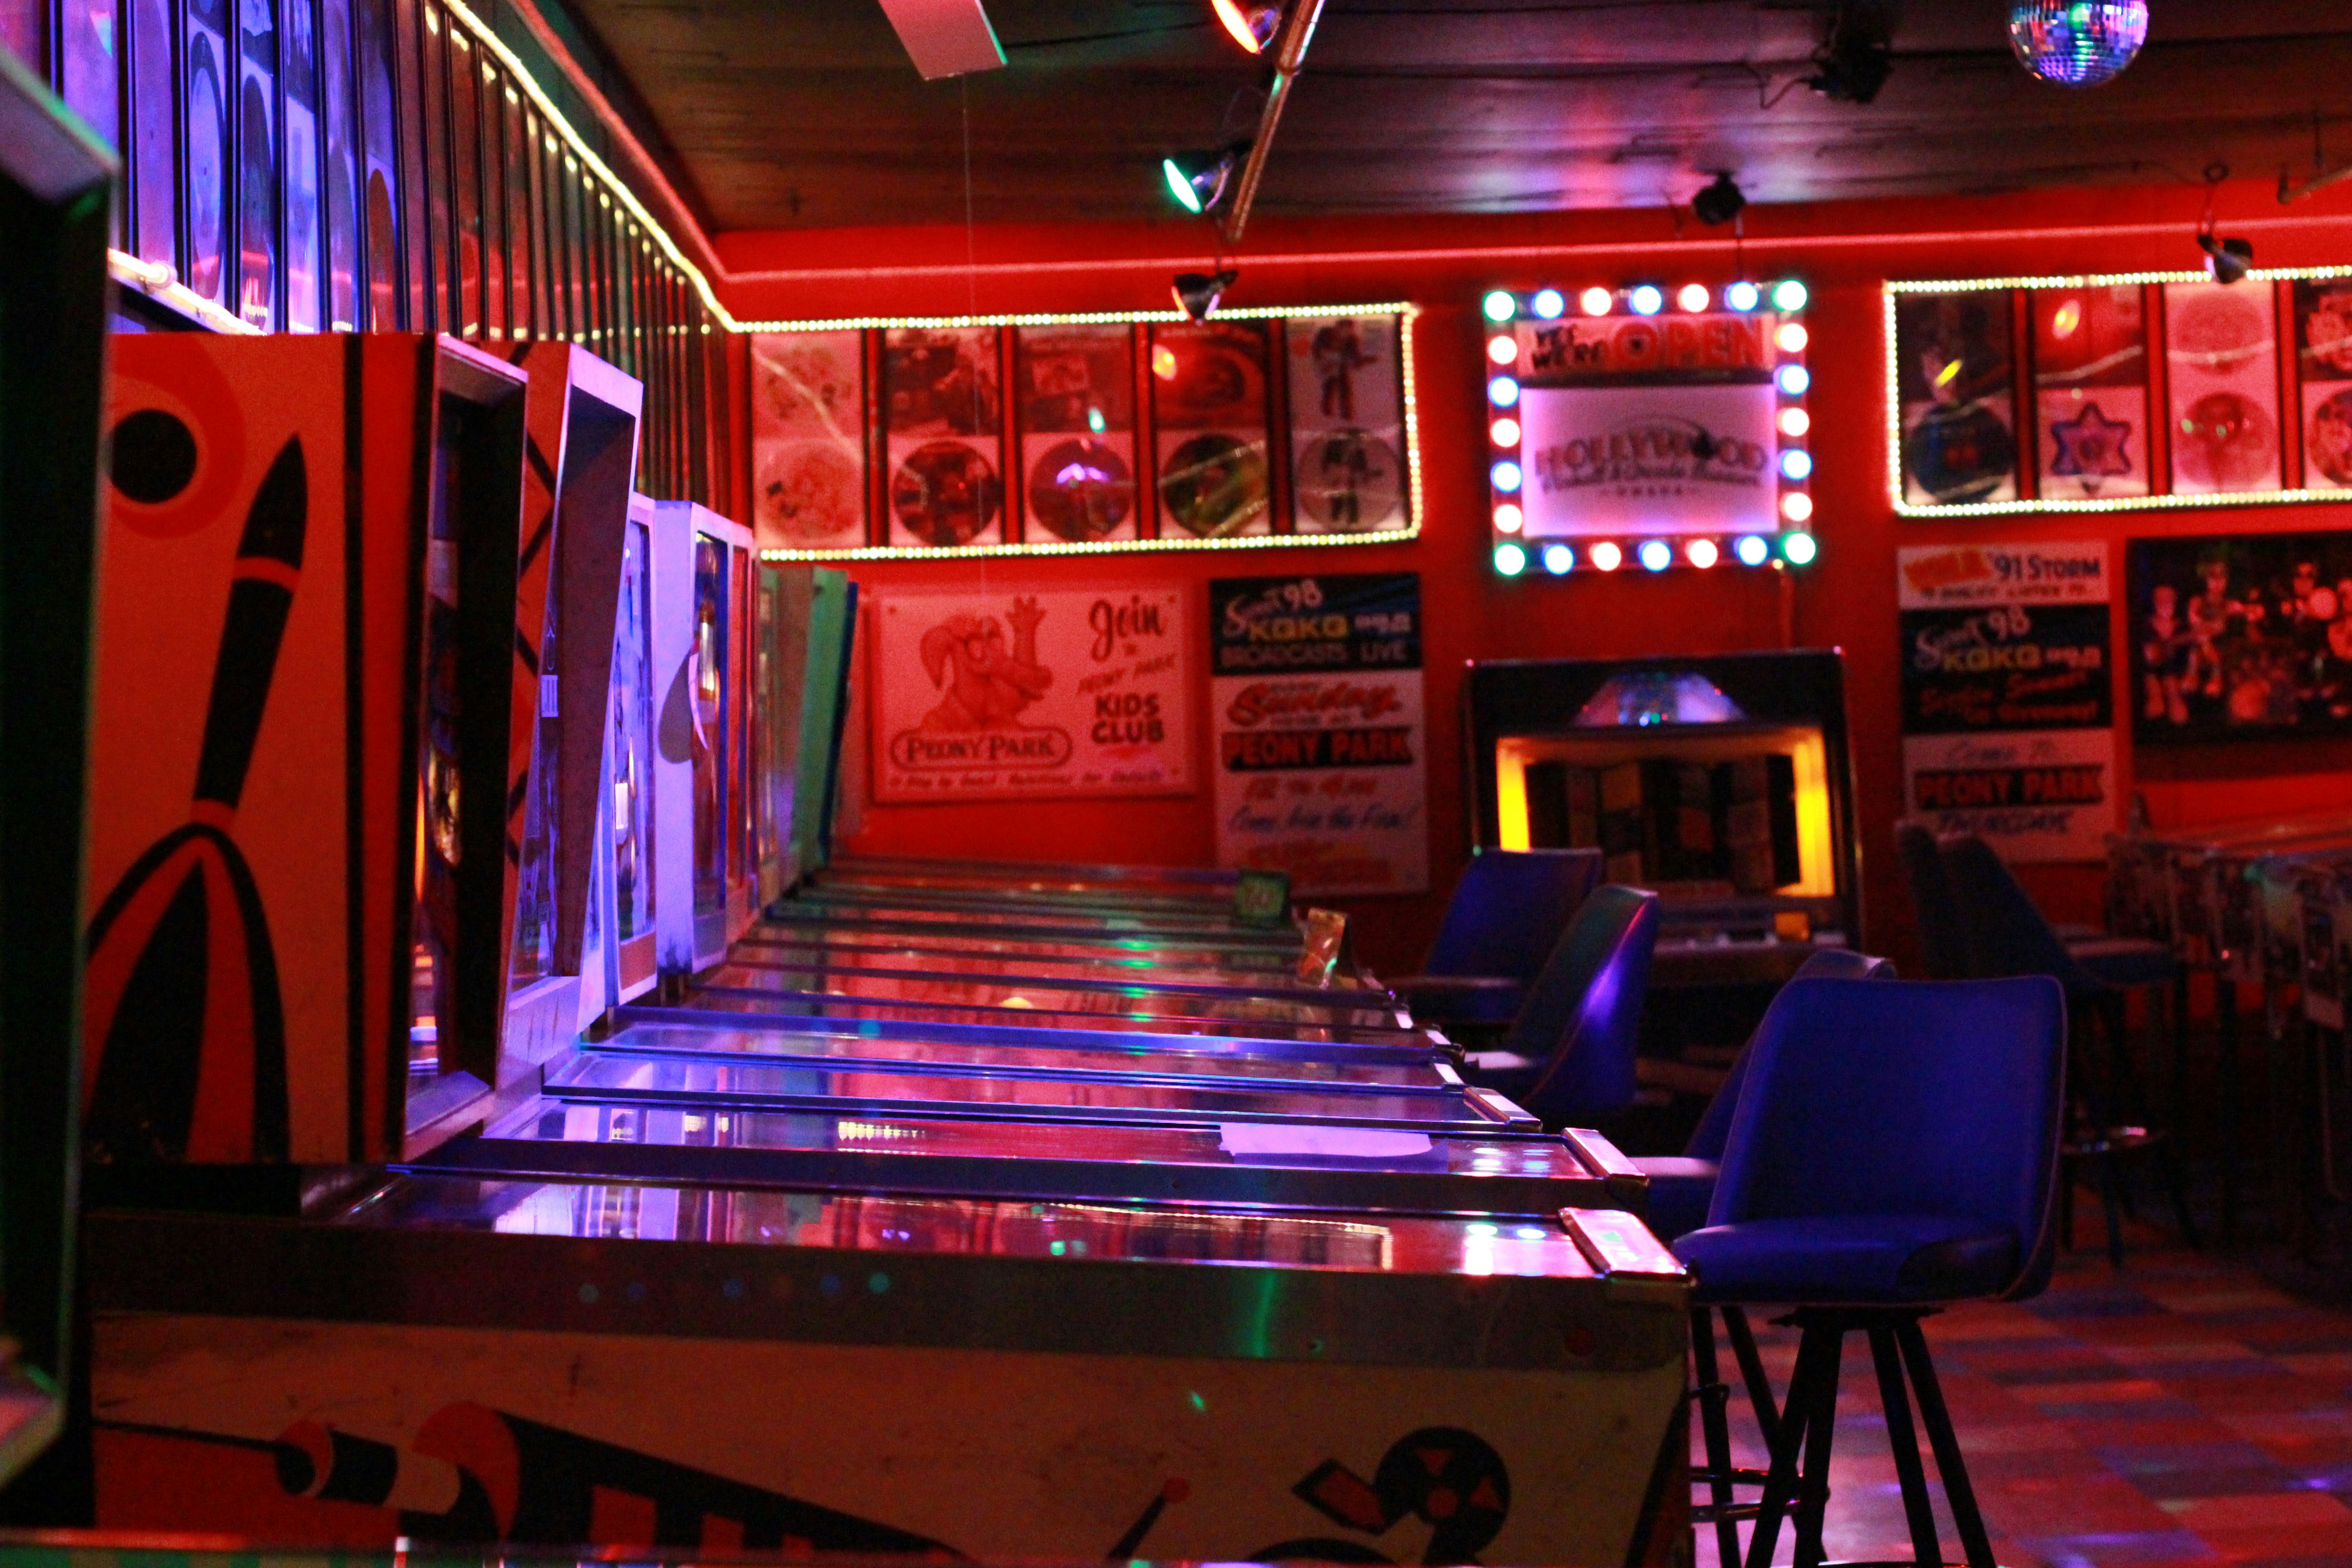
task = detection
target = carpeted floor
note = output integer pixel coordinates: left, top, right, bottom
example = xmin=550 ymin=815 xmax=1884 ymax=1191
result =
xmin=1701 ymin=1196 xmax=2352 ymax=1568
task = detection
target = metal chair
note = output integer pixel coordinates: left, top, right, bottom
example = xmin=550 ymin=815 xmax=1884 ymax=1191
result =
xmin=1676 ymin=976 xmax=2069 ymax=1568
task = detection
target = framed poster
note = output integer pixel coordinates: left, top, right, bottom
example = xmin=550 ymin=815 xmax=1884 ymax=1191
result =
xmin=2031 ymin=285 xmax=2150 ymax=500
xmin=1151 ymin=320 xmax=1273 ymax=539
xmin=1016 ymin=324 xmax=1139 ymax=544
xmin=2293 ymin=279 xmax=2352 ymax=492
xmin=2163 ymin=280 xmax=2282 ymax=496
xmin=883 ymin=326 xmax=1004 ymax=549
xmin=2128 ymin=529 xmax=2352 ymax=743
xmin=1897 ymin=541 xmax=2114 ymax=862
xmin=870 ymin=586 xmax=1195 ymax=804
xmin=1895 ymin=290 xmax=2019 ymax=506
xmin=1286 ymin=314 xmax=1408 ymax=534
xmin=1209 ymin=573 xmax=1426 ymax=896
xmin=750 ymin=329 xmax=868 ymax=550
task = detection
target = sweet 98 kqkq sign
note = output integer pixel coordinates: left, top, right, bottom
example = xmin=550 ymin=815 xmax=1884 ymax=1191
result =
xmin=1209 ymin=573 xmax=1428 ymax=896
xmin=871 ymin=587 xmax=1195 ymax=803
xmin=1897 ymin=541 xmax=2115 ymax=862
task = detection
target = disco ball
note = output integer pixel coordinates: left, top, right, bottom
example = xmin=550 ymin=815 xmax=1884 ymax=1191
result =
xmin=2008 ymin=0 xmax=2149 ymax=87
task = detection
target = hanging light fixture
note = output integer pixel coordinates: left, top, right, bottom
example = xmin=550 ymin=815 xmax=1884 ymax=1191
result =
xmin=1172 ymin=269 xmax=1238 ymax=323
xmin=1209 ymin=0 xmax=1283 ymax=54
xmin=1162 ymin=145 xmax=1247 ymax=215
xmin=2199 ymin=228 xmax=2254 ymax=285
xmin=2007 ymin=1 xmax=2149 ymax=88
xmin=1692 ymin=172 xmax=1746 ymax=227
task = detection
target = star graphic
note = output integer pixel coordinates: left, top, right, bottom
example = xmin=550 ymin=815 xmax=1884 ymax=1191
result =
xmin=2048 ymin=401 xmax=2136 ymax=481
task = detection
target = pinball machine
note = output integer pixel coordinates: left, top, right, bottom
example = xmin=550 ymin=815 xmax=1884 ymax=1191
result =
xmin=0 ymin=47 xmax=113 ymax=1486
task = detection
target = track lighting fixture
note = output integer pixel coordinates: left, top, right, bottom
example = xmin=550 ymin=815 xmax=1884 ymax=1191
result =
xmin=1693 ymin=172 xmax=1746 ymax=227
xmin=1162 ymin=145 xmax=1247 ymax=215
xmin=2199 ymin=229 xmax=2253 ymax=285
xmin=1172 ymin=269 xmax=1237 ymax=323
xmin=1210 ymin=0 xmax=1282 ymax=54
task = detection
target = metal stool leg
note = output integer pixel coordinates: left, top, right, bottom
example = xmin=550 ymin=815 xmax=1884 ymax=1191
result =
xmin=1690 ymin=1306 xmax=1743 ymax=1568
xmin=1744 ymin=1320 xmax=1830 ymax=1568
xmin=1869 ymin=1324 xmax=1942 ymax=1566
xmin=1897 ymin=1317 xmax=1995 ymax=1568
xmin=1721 ymin=1304 xmax=1782 ymax=1453
xmin=1790 ymin=1318 xmax=1845 ymax=1568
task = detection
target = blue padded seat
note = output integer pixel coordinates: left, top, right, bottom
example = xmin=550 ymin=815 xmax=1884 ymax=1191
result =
xmin=1395 ymin=848 xmax=1602 ymax=1026
xmin=1461 ymin=882 xmax=1657 ymax=1126
xmin=1676 ymin=1215 xmax=2017 ymax=1304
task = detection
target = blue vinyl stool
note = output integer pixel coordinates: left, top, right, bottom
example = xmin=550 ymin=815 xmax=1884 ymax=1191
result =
xmin=1676 ymin=976 xmax=2068 ymax=1568
xmin=1460 ymin=883 xmax=1657 ymax=1126
xmin=1393 ymin=848 xmax=1602 ymax=1029
xmin=1633 ymin=946 xmax=1896 ymax=1568
xmin=1940 ymin=833 xmax=2197 ymax=1265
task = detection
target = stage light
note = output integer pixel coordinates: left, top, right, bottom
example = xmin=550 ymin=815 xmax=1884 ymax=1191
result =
xmin=1782 ymin=532 xmax=1818 ymax=565
xmin=1734 ymin=534 xmax=1770 ymax=566
xmin=1773 ymin=279 xmax=1808 ymax=311
xmin=1491 ymin=460 xmax=1523 ymax=492
xmin=1483 ymin=289 xmax=1518 ymax=322
xmin=1163 ymin=146 xmax=1244 ymax=214
xmin=1678 ymin=283 xmax=1711 ymax=312
xmin=1687 ymin=538 xmax=1719 ymax=568
xmin=1725 ymin=280 xmax=1761 ymax=311
xmin=1590 ymin=541 xmax=1623 ymax=571
xmin=2199 ymin=230 xmax=2254 ymax=285
xmin=2008 ymin=0 xmax=2147 ymax=88
xmin=1693 ymin=172 xmax=1746 ymax=227
xmin=1779 ymin=407 xmax=1811 ymax=437
xmin=1494 ymin=542 xmax=1528 ymax=576
xmin=1171 ymin=268 xmax=1237 ymax=322
xmin=1541 ymin=543 xmax=1574 ymax=574
xmin=1532 ymin=288 xmax=1565 ymax=319
xmin=1629 ymin=284 xmax=1664 ymax=316
xmin=1777 ymin=322 xmax=1809 ymax=353
xmin=1488 ymin=375 xmax=1520 ymax=407
xmin=1781 ymin=449 xmax=1814 ymax=480
xmin=1782 ymin=492 xmax=1815 ymax=522
xmin=1490 ymin=417 xmax=1520 ymax=446
xmin=1580 ymin=286 xmax=1613 ymax=316
xmin=1488 ymin=335 xmax=1518 ymax=365
xmin=1777 ymin=363 xmax=1810 ymax=395
xmin=1808 ymin=27 xmax=1892 ymax=104
xmin=1638 ymin=539 xmax=1672 ymax=572
xmin=1210 ymin=0 xmax=1282 ymax=54
xmin=1493 ymin=502 xmax=1523 ymax=533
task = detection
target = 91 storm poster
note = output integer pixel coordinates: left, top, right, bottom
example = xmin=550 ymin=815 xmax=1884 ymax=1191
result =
xmin=1210 ymin=573 xmax=1428 ymax=895
xmin=871 ymin=587 xmax=1195 ymax=803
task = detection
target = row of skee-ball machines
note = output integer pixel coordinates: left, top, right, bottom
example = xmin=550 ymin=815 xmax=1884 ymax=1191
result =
xmin=17 ymin=77 xmax=1696 ymax=1564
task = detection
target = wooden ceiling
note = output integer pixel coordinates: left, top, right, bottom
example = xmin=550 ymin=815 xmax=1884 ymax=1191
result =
xmin=567 ymin=0 xmax=2352 ymax=234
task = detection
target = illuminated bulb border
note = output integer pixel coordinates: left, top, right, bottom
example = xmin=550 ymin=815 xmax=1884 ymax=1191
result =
xmin=1486 ymin=281 xmax=1810 ymax=575
xmin=1882 ymin=268 xmax=2352 ymax=518
xmin=760 ymin=301 xmax=1424 ymax=561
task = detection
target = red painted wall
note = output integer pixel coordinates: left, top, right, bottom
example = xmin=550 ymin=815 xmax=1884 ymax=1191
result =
xmin=715 ymin=181 xmax=2352 ymax=977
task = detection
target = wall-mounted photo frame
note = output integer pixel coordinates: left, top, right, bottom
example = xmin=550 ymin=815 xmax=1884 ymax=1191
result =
xmin=1886 ymin=267 xmax=2352 ymax=517
xmin=743 ymin=304 xmax=1420 ymax=561
xmin=2127 ymin=528 xmax=2352 ymax=744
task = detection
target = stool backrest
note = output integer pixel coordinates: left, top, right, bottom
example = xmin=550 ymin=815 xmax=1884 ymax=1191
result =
xmin=1684 ymin=946 xmax=1895 ymax=1163
xmin=1420 ymin=848 xmax=1602 ymax=981
xmin=1894 ymin=820 xmax=1972 ymax=980
xmin=1507 ymin=883 xmax=1657 ymax=1124
xmin=1709 ymin=975 xmax=2068 ymax=1302
xmin=1938 ymin=833 xmax=2081 ymax=985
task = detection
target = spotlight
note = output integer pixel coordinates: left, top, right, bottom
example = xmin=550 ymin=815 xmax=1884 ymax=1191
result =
xmin=1171 ymin=268 xmax=1236 ymax=322
xmin=1209 ymin=0 xmax=1282 ymax=54
xmin=1693 ymin=172 xmax=1746 ymax=227
xmin=1162 ymin=145 xmax=1245 ymax=214
xmin=2199 ymin=230 xmax=2254 ymax=285
xmin=1807 ymin=27 xmax=1892 ymax=105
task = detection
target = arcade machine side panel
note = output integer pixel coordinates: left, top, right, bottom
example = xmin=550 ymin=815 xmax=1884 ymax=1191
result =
xmin=391 ymin=338 xmax=532 ymax=1159
xmin=86 ymin=1212 xmax=1688 ymax=1565
xmin=88 ymin=336 xmax=357 ymax=1169
xmin=715 ymin=514 xmax=760 ymax=946
xmin=586 ymin=497 xmax=663 ymax=1014
xmin=646 ymin=495 xmax=700 ymax=980
xmin=755 ymin=564 xmax=816 ymax=905
xmin=790 ymin=568 xmax=855 ymax=879
xmin=0 ymin=48 xmax=113 ymax=1477
xmin=501 ymin=345 xmax=642 ymax=1083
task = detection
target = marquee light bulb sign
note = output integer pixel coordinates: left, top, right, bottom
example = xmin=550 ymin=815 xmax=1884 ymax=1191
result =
xmin=1481 ymin=281 xmax=1814 ymax=578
